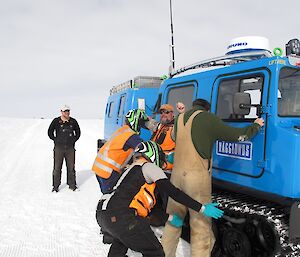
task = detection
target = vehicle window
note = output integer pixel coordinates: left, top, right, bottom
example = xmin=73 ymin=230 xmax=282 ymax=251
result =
xmin=278 ymin=68 xmax=300 ymax=116
xmin=167 ymin=85 xmax=195 ymax=115
xmin=118 ymin=95 xmax=126 ymax=117
xmin=108 ymin=101 xmax=114 ymax=118
xmin=105 ymin=103 xmax=109 ymax=115
xmin=216 ymin=75 xmax=263 ymax=121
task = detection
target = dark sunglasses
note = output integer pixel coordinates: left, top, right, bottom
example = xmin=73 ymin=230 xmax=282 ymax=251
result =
xmin=62 ymin=110 xmax=70 ymax=112
xmin=160 ymin=110 xmax=173 ymax=114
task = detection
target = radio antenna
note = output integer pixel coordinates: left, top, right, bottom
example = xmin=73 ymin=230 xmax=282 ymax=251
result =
xmin=169 ymin=0 xmax=175 ymax=75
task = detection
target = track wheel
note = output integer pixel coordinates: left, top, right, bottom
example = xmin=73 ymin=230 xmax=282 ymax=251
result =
xmin=256 ymin=220 xmax=279 ymax=255
xmin=222 ymin=227 xmax=251 ymax=257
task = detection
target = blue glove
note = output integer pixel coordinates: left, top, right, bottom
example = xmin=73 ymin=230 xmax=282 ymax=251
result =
xmin=201 ymin=203 xmax=224 ymax=219
xmin=168 ymin=214 xmax=184 ymax=228
xmin=167 ymin=152 xmax=174 ymax=164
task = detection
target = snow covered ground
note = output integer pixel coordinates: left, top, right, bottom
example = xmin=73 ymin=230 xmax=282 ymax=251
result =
xmin=0 ymin=118 xmax=189 ymax=257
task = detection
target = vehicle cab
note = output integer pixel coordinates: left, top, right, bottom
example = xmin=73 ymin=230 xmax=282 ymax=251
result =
xmin=101 ymin=76 xmax=162 ymax=145
xmin=157 ymin=37 xmax=300 ymax=205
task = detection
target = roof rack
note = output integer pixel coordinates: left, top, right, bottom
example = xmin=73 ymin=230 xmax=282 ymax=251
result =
xmin=110 ymin=76 xmax=162 ymax=95
xmin=170 ymin=50 xmax=273 ymax=77
xmin=110 ymin=80 xmax=132 ymax=95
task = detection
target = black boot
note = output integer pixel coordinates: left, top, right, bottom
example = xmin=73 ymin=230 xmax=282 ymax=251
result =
xmin=52 ymin=186 xmax=59 ymax=193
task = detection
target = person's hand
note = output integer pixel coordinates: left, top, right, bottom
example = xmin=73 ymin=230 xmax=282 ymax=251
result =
xmin=254 ymin=118 xmax=264 ymax=127
xmin=200 ymin=203 xmax=224 ymax=219
xmin=167 ymin=152 xmax=174 ymax=164
xmin=140 ymin=110 xmax=149 ymax=121
xmin=176 ymin=102 xmax=185 ymax=113
xmin=168 ymin=214 xmax=184 ymax=228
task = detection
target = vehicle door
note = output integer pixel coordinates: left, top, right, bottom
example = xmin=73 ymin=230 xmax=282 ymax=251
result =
xmin=211 ymin=70 xmax=269 ymax=178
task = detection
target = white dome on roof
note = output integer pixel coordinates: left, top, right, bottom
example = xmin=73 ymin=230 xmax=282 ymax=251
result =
xmin=226 ymin=36 xmax=270 ymax=54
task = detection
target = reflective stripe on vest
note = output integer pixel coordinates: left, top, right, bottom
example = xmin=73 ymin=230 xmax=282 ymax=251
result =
xmin=92 ymin=125 xmax=135 ymax=179
xmin=129 ymin=183 xmax=157 ymax=217
xmin=96 ymin=151 xmax=122 ymax=169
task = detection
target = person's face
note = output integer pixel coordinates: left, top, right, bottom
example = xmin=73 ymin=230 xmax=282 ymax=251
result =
xmin=61 ymin=110 xmax=70 ymax=119
xmin=160 ymin=109 xmax=174 ymax=124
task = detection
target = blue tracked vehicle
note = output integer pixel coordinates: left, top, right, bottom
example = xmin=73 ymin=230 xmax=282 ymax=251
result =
xmin=101 ymin=37 xmax=300 ymax=257
xmin=156 ymin=37 xmax=300 ymax=257
xmin=98 ymin=76 xmax=162 ymax=150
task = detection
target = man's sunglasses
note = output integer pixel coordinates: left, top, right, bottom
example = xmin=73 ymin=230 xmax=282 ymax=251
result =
xmin=160 ymin=110 xmax=173 ymax=114
xmin=62 ymin=110 xmax=70 ymax=112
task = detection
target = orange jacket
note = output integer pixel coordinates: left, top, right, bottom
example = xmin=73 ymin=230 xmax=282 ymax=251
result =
xmin=92 ymin=125 xmax=135 ymax=179
xmin=152 ymin=123 xmax=175 ymax=170
xmin=129 ymin=183 xmax=156 ymax=217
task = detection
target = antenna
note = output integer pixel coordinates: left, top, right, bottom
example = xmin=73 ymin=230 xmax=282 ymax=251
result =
xmin=169 ymin=0 xmax=175 ymax=75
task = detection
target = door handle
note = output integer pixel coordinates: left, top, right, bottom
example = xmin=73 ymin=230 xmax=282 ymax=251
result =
xmin=294 ymin=125 xmax=300 ymax=131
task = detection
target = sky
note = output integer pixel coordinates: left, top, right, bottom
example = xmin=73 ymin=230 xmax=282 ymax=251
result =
xmin=1 ymin=0 xmax=299 ymax=119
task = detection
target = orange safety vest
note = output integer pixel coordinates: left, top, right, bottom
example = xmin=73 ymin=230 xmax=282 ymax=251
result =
xmin=151 ymin=123 xmax=175 ymax=170
xmin=152 ymin=123 xmax=175 ymax=152
xmin=129 ymin=183 xmax=157 ymax=217
xmin=92 ymin=125 xmax=135 ymax=179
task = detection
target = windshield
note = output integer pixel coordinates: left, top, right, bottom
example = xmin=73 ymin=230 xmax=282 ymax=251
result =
xmin=278 ymin=68 xmax=300 ymax=116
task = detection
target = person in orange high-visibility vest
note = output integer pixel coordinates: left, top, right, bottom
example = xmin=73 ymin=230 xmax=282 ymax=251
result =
xmin=145 ymin=103 xmax=185 ymax=226
xmin=151 ymin=104 xmax=176 ymax=171
xmin=92 ymin=109 xmax=148 ymax=194
xmin=96 ymin=141 xmax=224 ymax=257
xmin=147 ymin=103 xmax=185 ymax=173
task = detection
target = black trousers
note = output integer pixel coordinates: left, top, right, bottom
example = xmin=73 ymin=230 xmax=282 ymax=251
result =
xmin=52 ymin=146 xmax=76 ymax=188
xmin=97 ymin=209 xmax=165 ymax=257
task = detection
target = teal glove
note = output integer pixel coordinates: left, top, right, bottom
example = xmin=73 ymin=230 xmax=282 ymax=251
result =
xmin=167 ymin=152 xmax=174 ymax=164
xmin=168 ymin=214 xmax=184 ymax=228
xmin=201 ymin=203 xmax=224 ymax=219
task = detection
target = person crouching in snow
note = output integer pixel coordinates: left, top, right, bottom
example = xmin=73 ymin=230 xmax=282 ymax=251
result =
xmin=96 ymin=140 xmax=224 ymax=257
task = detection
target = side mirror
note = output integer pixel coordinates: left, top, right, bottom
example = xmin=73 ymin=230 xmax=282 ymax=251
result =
xmin=233 ymin=92 xmax=251 ymax=115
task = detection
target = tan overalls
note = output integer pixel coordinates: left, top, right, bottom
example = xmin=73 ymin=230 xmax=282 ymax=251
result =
xmin=162 ymin=111 xmax=215 ymax=257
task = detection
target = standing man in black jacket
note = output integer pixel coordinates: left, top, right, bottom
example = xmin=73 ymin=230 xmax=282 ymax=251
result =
xmin=48 ymin=105 xmax=81 ymax=192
